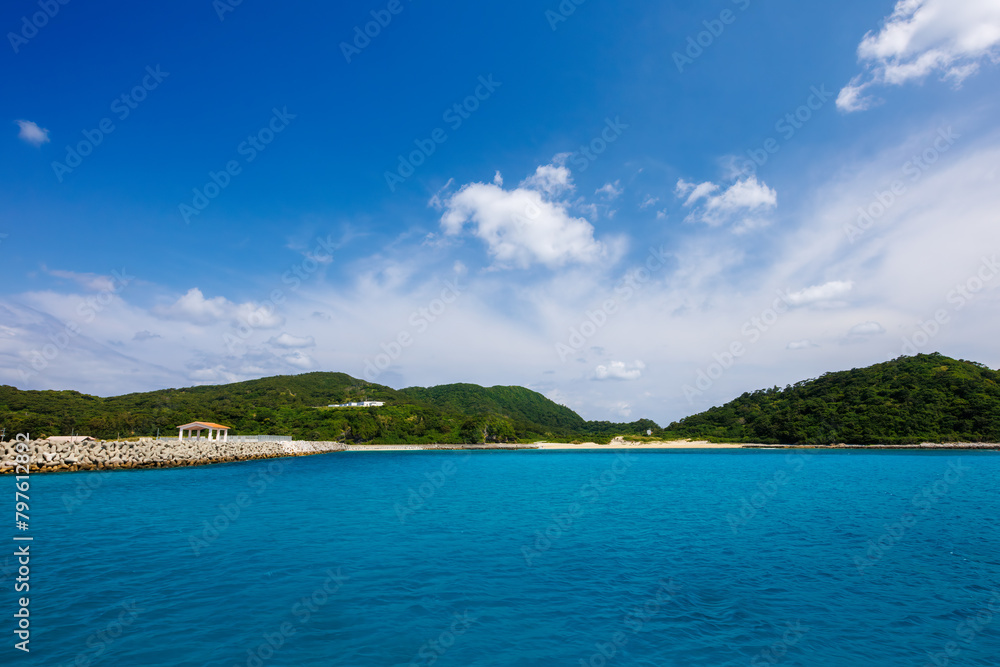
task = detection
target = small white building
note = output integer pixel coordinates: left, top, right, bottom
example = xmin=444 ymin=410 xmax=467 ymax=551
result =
xmin=177 ymin=421 xmax=231 ymax=441
xmin=327 ymin=401 xmax=385 ymax=408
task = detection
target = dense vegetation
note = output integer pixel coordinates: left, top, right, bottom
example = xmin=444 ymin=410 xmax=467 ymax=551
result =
xmin=0 ymin=372 xmax=652 ymax=444
xmin=662 ymin=354 xmax=1000 ymax=444
xmin=2 ymin=354 xmax=997 ymax=445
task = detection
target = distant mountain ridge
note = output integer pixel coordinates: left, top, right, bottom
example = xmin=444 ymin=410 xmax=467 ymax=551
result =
xmin=2 ymin=353 xmax=998 ymax=444
xmin=0 ymin=372 xmax=645 ymax=443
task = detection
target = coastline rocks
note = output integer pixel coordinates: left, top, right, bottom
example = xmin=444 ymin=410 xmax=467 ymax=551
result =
xmin=748 ymin=442 xmax=1000 ymax=450
xmin=0 ymin=438 xmax=347 ymax=474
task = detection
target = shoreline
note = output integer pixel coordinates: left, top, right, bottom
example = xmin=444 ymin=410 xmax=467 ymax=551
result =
xmin=746 ymin=442 xmax=1000 ymax=450
xmin=344 ymin=439 xmax=1000 ymax=451
xmin=530 ymin=440 xmax=743 ymax=449
xmin=5 ymin=438 xmax=998 ymax=474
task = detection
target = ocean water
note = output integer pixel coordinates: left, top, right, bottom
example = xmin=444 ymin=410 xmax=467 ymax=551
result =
xmin=10 ymin=449 xmax=1000 ymax=666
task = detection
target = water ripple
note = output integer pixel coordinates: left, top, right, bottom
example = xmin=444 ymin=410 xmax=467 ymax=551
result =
xmin=12 ymin=450 xmax=1000 ymax=666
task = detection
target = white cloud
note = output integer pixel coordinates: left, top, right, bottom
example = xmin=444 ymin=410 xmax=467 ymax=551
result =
xmin=596 ymin=180 xmax=623 ymax=200
xmin=157 ymin=288 xmax=232 ymax=324
xmin=45 ymin=268 xmax=116 ymax=292
xmin=15 ymin=120 xmax=49 ymax=147
xmin=5 ymin=129 xmax=998 ymax=425
xmin=835 ymin=82 xmax=871 ymax=114
xmin=268 ymin=333 xmax=316 ymax=349
xmin=282 ymin=351 xmax=315 ymax=369
xmin=155 ymin=288 xmax=283 ymax=328
xmin=236 ymin=303 xmax=283 ymax=329
xmin=594 ymin=360 xmax=646 ymax=381
xmin=639 ymin=195 xmax=659 ymax=210
xmin=677 ymin=176 xmax=777 ymax=228
xmin=189 ymin=366 xmax=242 ymax=384
xmin=675 ymin=179 xmax=720 ymax=207
xmin=520 ymin=164 xmax=574 ymax=197
xmin=439 ymin=162 xmax=608 ymax=268
xmin=838 ymin=0 xmax=1000 ymax=112
xmin=785 ymin=280 xmax=854 ymax=306
xmin=847 ymin=321 xmax=886 ymax=337
xmin=551 ymin=152 xmax=572 ymax=167
xmin=706 ymin=177 xmax=777 ymax=212
xmin=428 ymin=178 xmax=456 ymax=210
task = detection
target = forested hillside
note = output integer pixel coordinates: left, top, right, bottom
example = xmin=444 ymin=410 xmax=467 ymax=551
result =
xmin=3 ymin=354 xmax=998 ymax=445
xmin=663 ymin=354 xmax=1000 ymax=444
xmin=0 ymin=372 xmax=652 ymax=444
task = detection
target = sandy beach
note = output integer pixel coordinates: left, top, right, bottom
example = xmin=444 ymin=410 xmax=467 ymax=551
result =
xmin=531 ymin=440 xmax=1000 ymax=450
xmin=7 ymin=438 xmax=997 ymax=474
xmin=532 ymin=439 xmax=745 ymax=449
xmin=340 ymin=439 xmax=746 ymax=451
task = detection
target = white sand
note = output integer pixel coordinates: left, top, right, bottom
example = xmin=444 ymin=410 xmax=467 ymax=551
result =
xmin=531 ymin=439 xmax=745 ymax=449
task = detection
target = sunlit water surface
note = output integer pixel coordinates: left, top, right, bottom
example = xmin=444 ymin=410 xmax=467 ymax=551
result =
xmin=14 ymin=449 xmax=1000 ymax=666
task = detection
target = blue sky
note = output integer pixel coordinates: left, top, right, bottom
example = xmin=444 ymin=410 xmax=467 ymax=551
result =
xmin=3 ymin=0 xmax=1000 ymax=424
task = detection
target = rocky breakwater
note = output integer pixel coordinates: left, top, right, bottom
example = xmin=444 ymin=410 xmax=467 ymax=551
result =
xmin=1 ymin=438 xmax=346 ymax=474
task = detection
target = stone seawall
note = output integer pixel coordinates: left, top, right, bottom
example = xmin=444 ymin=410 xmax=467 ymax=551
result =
xmin=0 ymin=438 xmax=346 ymax=474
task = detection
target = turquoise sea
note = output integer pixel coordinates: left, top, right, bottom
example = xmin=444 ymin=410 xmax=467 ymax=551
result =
xmin=10 ymin=449 xmax=1000 ymax=666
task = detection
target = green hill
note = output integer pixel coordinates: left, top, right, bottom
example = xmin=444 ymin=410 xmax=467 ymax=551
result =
xmin=663 ymin=353 xmax=1000 ymax=444
xmin=0 ymin=373 xmax=615 ymax=444
xmin=398 ymin=384 xmax=586 ymax=432
xmin=3 ymin=353 xmax=998 ymax=445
